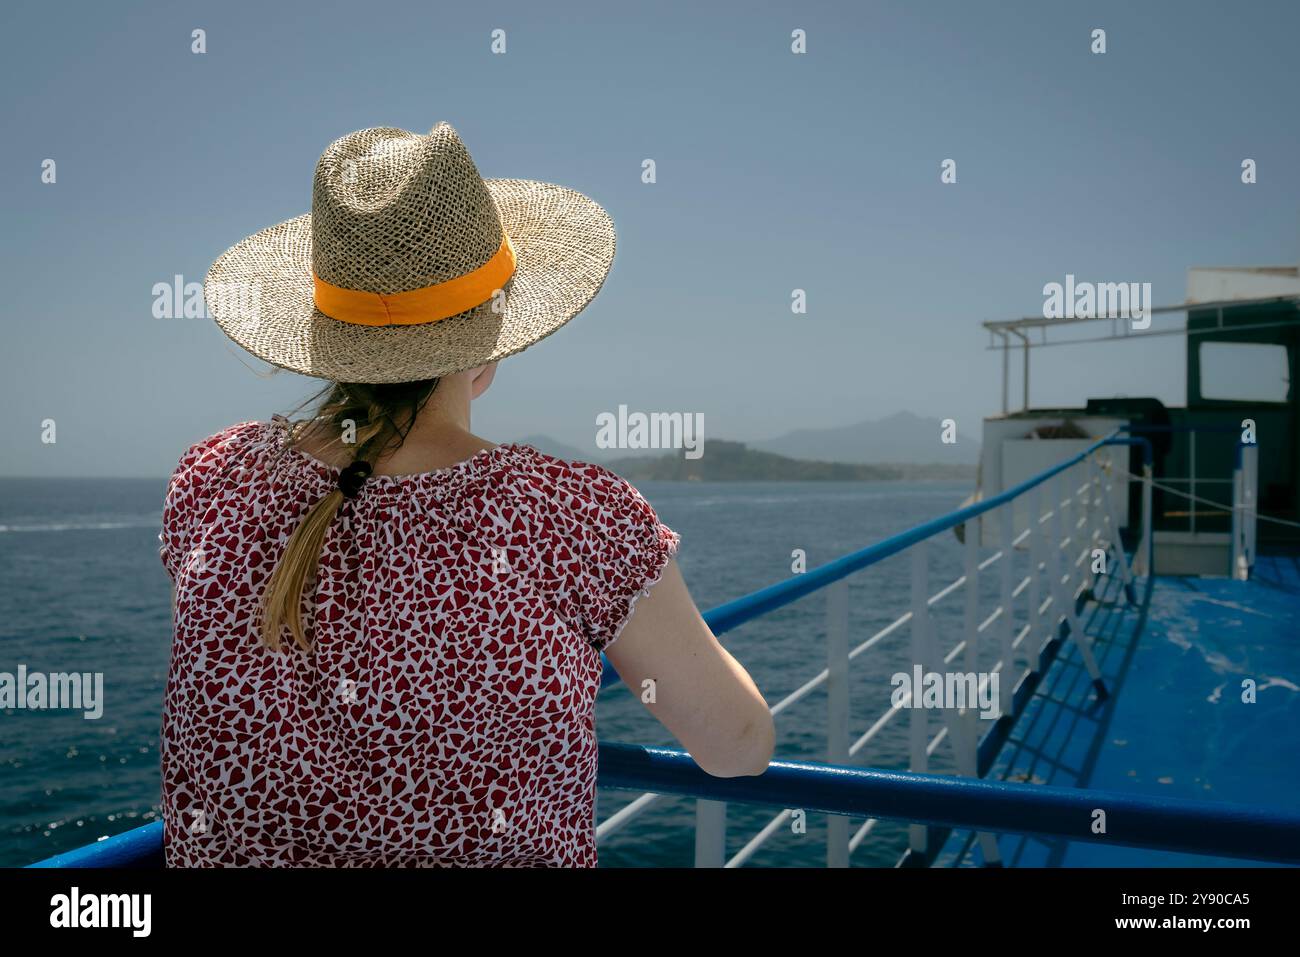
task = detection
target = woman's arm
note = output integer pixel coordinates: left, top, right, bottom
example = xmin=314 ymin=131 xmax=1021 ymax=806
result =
xmin=603 ymin=559 xmax=774 ymax=777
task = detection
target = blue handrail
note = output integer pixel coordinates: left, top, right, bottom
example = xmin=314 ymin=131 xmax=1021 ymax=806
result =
xmin=599 ymin=744 xmax=1300 ymax=864
xmin=29 ymin=820 xmax=165 ymax=869
xmin=31 ymin=741 xmax=1300 ymax=866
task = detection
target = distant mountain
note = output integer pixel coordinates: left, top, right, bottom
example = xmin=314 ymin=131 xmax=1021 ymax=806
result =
xmin=750 ymin=411 xmax=981 ymax=465
xmin=510 ymin=435 xmax=678 ymax=464
xmin=603 ymin=440 xmax=975 ymax=482
xmin=510 ymin=434 xmax=599 ymax=463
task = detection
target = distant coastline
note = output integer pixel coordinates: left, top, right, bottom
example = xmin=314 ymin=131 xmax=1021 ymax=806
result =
xmin=598 ymin=440 xmax=976 ymax=482
xmin=514 ymin=410 xmax=980 ymax=481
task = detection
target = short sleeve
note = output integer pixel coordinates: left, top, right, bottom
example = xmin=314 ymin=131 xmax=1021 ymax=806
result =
xmin=159 ymin=422 xmax=260 ymax=581
xmin=159 ymin=440 xmax=212 ymax=581
xmin=561 ymin=466 xmax=680 ymax=652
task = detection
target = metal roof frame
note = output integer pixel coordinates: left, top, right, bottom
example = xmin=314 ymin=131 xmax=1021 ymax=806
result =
xmin=982 ymin=294 xmax=1300 ymax=414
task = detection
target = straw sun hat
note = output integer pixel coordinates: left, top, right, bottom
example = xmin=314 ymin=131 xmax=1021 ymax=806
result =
xmin=204 ymin=122 xmax=615 ymax=383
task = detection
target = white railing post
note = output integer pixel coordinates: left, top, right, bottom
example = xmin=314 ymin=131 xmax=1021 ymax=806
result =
xmin=1050 ymin=473 xmax=1108 ymax=698
xmin=1244 ymin=444 xmax=1258 ymax=572
xmin=1081 ymin=459 xmax=1099 ymax=595
xmin=1073 ymin=464 xmax=1089 ymax=589
xmin=977 ymin=509 xmax=1019 ymax=868
xmin=908 ymin=542 xmax=929 ymax=859
xmin=1231 ymin=462 xmax=1243 ymax=578
xmin=1139 ymin=461 xmax=1154 ymax=577
xmin=1025 ymin=483 xmax=1043 ymax=673
xmin=1055 ymin=473 xmax=1076 ymax=602
xmin=930 ymin=532 xmax=1000 ymax=865
xmin=1059 ymin=468 xmax=1074 ymax=593
xmin=962 ymin=515 xmax=985 ymax=810
xmin=1064 ymin=465 xmax=1088 ymax=600
xmin=826 ymin=579 xmax=850 ymax=867
xmin=694 ymin=800 xmax=727 ymax=868
xmin=1232 ymin=443 xmax=1259 ymax=581
xmin=1091 ymin=454 xmax=1135 ymax=602
xmin=1092 ymin=457 xmax=1109 ymax=588
xmin=997 ymin=504 xmax=1015 ymax=720
xmin=963 ymin=513 xmax=979 ymax=680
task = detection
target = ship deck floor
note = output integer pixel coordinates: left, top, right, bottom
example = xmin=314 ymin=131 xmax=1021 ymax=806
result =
xmin=937 ymin=551 xmax=1300 ymax=867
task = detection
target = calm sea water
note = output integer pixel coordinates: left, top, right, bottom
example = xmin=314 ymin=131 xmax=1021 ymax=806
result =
xmin=0 ymin=476 xmax=976 ymax=867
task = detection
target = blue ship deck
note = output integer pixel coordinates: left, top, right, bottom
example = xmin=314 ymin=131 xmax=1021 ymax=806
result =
xmin=939 ymin=552 xmax=1300 ymax=867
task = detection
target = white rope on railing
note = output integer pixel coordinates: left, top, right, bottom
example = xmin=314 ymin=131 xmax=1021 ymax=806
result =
xmin=1114 ymin=465 xmax=1300 ymax=530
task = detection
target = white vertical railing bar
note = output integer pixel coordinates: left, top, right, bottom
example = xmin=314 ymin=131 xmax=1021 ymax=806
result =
xmin=1025 ymin=483 xmax=1043 ymax=673
xmin=997 ymin=504 xmax=1016 ymax=723
xmin=1083 ymin=462 xmax=1103 ymax=597
xmin=1231 ymin=443 xmax=1259 ymax=581
xmin=908 ymin=541 xmax=929 ymax=856
xmin=1049 ymin=473 xmax=1107 ymax=697
xmin=1141 ymin=462 xmax=1154 ymax=575
xmin=961 ymin=514 xmax=980 ymax=807
xmin=960 ymin=521 xmax=1002 ymax=863
xmin=1232 ymin=460 xmax=1243 ymax=578
xmin=1244 ymin=445 xmax=1258 ymax=572
xmin=694 ymin=800 xmax=726 ymax=868
xmin=825 ymin=579 xmax=850 ymax=867
xmin=963 ymin=515 xmax=979 ymax=677
xmin=956 ymin=511 xmax=1001 ymax=864
xmin=1094 ymin=455 xmax=1135 ymax=597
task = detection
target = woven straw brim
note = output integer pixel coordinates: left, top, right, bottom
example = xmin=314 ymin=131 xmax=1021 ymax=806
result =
xmin=204 ymin=180 xmax=614 ymax=383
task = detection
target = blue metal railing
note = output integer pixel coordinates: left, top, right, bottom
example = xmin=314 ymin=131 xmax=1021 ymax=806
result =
xmin=30 ymin=820 xmax=165 ymax=869
xmin=31 ymin=741 xmax=1300 ymax=866
xmin=600 ymin=744 xmax=1300 ymax=864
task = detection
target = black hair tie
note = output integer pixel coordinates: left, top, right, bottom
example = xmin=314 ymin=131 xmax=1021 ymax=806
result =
xmin=337 ymin=460 xmax=373 ymax=499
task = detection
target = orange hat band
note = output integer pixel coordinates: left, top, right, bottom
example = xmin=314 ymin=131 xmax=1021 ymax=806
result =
xmin=313 ymin=233 xmax=516 ymax=327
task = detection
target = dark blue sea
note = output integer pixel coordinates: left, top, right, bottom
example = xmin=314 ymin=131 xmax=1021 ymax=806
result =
xmin=0 ymin=477 xmax=976 ymax=867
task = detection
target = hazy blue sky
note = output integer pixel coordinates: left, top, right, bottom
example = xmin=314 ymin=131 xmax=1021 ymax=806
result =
xmin=3 ymin=0 xmax=1298 ymax=477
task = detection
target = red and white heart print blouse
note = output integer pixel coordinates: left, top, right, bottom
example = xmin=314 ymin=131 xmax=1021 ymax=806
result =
xmin=158 ymin=419 xmax=679 ymax=867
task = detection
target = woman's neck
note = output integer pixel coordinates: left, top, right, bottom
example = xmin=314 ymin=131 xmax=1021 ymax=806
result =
xmin=298 ymin=372 xmax=495 ymax=475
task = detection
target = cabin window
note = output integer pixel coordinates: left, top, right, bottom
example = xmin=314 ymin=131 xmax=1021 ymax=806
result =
xmin=1198 ymin=341 xmax=1291 ymax=402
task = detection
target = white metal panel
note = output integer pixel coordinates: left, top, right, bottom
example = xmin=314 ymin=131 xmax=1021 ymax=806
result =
xmin=982 ymin=435 xmax=1128 ymax=545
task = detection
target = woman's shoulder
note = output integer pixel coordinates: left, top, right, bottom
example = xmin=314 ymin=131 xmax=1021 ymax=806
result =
xmin=506 ymin=447 xmax=679 ymax=649
xmin=507 ymin=446 xmax=671 ymax=545
xmin=168 ymin=420 xmax=276 ymax=478
xmin=511 ymin=446 xmax=649 ymax=507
